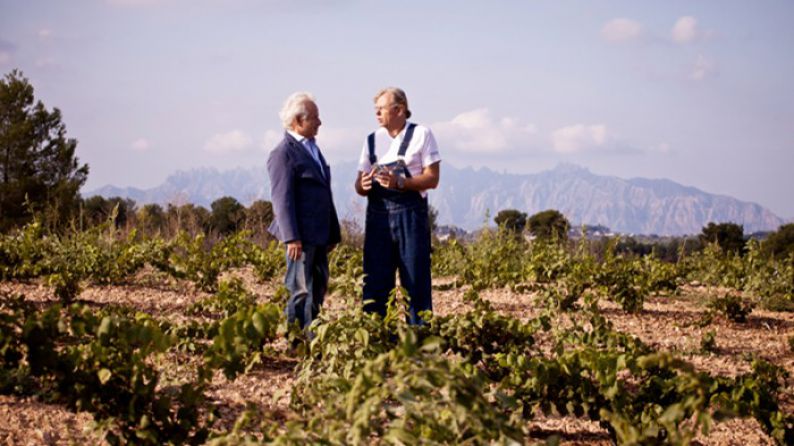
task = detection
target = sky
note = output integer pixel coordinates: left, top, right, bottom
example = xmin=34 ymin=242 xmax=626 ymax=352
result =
xmin=1 ymin=0 xmax=793 ymax=218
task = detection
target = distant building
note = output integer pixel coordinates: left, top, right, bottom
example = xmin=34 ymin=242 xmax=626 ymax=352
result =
xmin=568 ymin=224 xmax=614 ymax=239
xmin=435 ymin=225 xmax=468 ymax=241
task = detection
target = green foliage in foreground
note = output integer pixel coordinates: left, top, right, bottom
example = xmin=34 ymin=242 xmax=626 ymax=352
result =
xmin=0 ymin=296 xmax=212 ymax=445
xmin=1 ymin=223 xmax=793 ymax=444
xmin=204 ymin=300 xmax=281 ymax=380
xmin=209 ymin=289 xmax=794 ymax=445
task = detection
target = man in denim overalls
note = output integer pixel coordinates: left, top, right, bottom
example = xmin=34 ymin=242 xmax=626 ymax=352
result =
xmin=354 ymin=87 xmax=441 ymax=325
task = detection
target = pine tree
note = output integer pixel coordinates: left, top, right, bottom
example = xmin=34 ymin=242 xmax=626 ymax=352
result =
xmin=0 ymin=70 xmax=89 ymax=231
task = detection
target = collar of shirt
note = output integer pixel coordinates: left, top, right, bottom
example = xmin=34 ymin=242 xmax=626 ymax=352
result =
xmin=287 ymin=130 xmax=325 ymax=178
xmin=287 ymin=130 xmax=309 ymax=147
xmin=288 ymin=130 xmax=318 ymax=155
xmin=382 ymin=121 xmax=411 ymax=142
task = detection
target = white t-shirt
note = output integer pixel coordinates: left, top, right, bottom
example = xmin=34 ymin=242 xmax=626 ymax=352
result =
xmin=357 ymin=123 xmax=441 ymax=197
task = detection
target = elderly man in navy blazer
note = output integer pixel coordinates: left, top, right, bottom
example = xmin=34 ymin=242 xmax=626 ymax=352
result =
xmin=267 ymin=92 xmax=341 ymax=331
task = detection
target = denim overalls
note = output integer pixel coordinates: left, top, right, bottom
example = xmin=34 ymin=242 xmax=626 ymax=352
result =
xmin=363 ymin=124 xmax=432 ymax=325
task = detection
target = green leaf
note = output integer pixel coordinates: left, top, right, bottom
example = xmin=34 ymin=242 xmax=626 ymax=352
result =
xmin=97 ymin=368 xmax=112 ymax=384
xmin=97 ymin=317 xmax=112 ymax=338
xmin=251 ymin=312 xmax=267 ymax=337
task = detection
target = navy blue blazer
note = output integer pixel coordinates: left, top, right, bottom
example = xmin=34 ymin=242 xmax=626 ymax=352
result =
xmin=267 ymin=132 xmax=341 ymax=246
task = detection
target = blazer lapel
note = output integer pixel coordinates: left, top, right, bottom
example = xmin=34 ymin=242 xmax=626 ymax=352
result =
xmin=316 ymin=149 xmax=331 ymax=184
xmin=285 ymin=132 xmax=326 ymax=181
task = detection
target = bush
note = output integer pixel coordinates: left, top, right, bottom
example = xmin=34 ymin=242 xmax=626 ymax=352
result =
xmin=188 ymin=277 xmax=257 ymax=318
xmin=763 ymin=223 xmax=794 ymax=259
xmin=701 ymin=330 xmax=718 ymax=353
xmin=527 ymin=209 xmax=570 ymax=241
xmin=431 ymin=238 xmax=467 ymax=277
xmin=493 ymin=209 xmax=527 ymax=233
xmin=204 ymin=302 xmax=281 ymax=380
xmin=700 ymin=222 xmax=745 ymax=255
xmin=461 ymin=227 xmax=527 ymax=290
xmin=594 ymin=243 xmax=648 ymax=313
xmin=0 ymin=302 xmax=212 ymax=444
xmin=708 ymin=293 xmax=754 ymax=323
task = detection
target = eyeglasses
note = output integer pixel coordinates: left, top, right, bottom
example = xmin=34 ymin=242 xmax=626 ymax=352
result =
xmin=374 ymin=104 xmax=399 ymax=112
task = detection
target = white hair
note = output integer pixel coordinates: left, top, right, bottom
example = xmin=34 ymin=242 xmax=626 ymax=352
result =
xmin=279 ymin=91 xmax=316 ymax=129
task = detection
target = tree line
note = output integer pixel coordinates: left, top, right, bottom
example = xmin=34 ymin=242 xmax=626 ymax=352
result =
xmin=79 ymin=195 xmax=274 ymax=238
xmin=493 ymin=208 xmax=794 ymax=262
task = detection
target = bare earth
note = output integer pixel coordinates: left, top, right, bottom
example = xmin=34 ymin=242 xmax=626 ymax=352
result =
xmin=1 ymin=271 xmax=792 ymax=445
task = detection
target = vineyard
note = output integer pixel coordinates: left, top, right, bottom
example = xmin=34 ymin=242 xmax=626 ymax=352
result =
xmin=1 ymin=222 xmax=793 ymax=445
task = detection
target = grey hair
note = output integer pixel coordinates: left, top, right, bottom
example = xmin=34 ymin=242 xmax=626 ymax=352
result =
xmin=374 ymin=87 xmax=412 ymax=119
xmin=279 ymin=91 xmax=316 ymax=129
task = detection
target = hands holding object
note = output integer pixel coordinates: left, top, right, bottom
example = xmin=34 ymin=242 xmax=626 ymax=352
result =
xmin=361 ymin=164 xmax=404 ymax=191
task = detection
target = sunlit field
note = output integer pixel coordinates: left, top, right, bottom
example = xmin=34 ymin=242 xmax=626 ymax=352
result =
xmin=1 ymin=224 xmax=792 ymax=445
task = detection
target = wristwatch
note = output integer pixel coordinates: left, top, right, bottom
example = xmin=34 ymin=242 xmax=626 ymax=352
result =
xmin=396 ymin=175 xmax=405 ymax=190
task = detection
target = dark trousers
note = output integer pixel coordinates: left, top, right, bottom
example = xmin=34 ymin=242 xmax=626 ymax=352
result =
xmin=363 ymin=198 xmax=432 ymax=325
xmin=284 ymin=244 xmax=329 ymax=330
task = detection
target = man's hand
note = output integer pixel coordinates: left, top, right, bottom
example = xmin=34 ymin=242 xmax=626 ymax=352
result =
xmin=355 ymin=169 xmax=375 ymax=196
xmin=360 ymin=170 xmax=374 ymax=191
xmin=287 ymin=240 xmax=303 ymax=261
xmin=374 ymin=168 xmax=398 ymax=189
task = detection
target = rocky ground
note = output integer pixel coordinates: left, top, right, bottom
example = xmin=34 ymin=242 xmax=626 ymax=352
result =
xmin=1 ymin=271 xmax=792 ymax=445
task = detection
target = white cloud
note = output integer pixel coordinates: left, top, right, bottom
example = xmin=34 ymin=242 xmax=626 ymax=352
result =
xmin=432 ymin=108 xmax=537 ymax=153
xmin=551 ymin=124 xmax=609 ymax=153
xmin=671 ymin=16 xmax=699 ymax=44
xmin=38 ymin=29 xmax=53 ymax=40
xmin=691 ymin=54 xmax=716 ymax=80
xmin=601 ymin=18 xmax=643 ymax=43
xmin=262 ymin=110 xmax=538 ymax=161
xmin=317 ymin=127 xmax=363 ymax=155
xmin=0 ymin=52 xmax=10 ymax=65
xmin=131 ymin=138 xmax=150 ymax=151
xmin=204 ymin=130 xmax=253 ymax=154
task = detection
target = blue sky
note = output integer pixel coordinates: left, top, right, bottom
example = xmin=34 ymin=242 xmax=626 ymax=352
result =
xmin=2 ymin=0 xmax=793 ymax=218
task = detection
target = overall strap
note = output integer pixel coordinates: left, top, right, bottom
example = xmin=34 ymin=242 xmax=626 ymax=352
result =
xmin=367 ymin=132 xmax=377 ymax=165
xmin=397 ymin=123 xmax=417 ymax=178
xmin=397 ymin=123 xmax=417 ymax=158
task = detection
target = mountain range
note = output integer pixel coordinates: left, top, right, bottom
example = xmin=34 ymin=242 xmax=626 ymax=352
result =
xmin=87 ymin=163 xmax=785 ymax=236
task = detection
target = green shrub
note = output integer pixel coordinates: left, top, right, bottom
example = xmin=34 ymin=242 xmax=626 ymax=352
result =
xmin=701 ymin=330 xmax=718 ymax=353
xmin=594 ymin=243 xmax=648 ymax=313
xmin=461 ymin=227 xmax=527 ymax=290
xmin=204 ymin=302 xmax=281 ymax=380
xmin=427 ymin=289 xmax=536 ymax=378
xmin=431 ymin=238 xmax=467 ymax=277
xmin=708 ymin=293 xmax=754 ymax=323
xmin=188 ymin=277 xmax=256 ymax=318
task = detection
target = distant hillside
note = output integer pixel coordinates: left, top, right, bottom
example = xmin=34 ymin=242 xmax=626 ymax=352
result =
xmin=86 ymin=163 xmax=784 ymax=236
